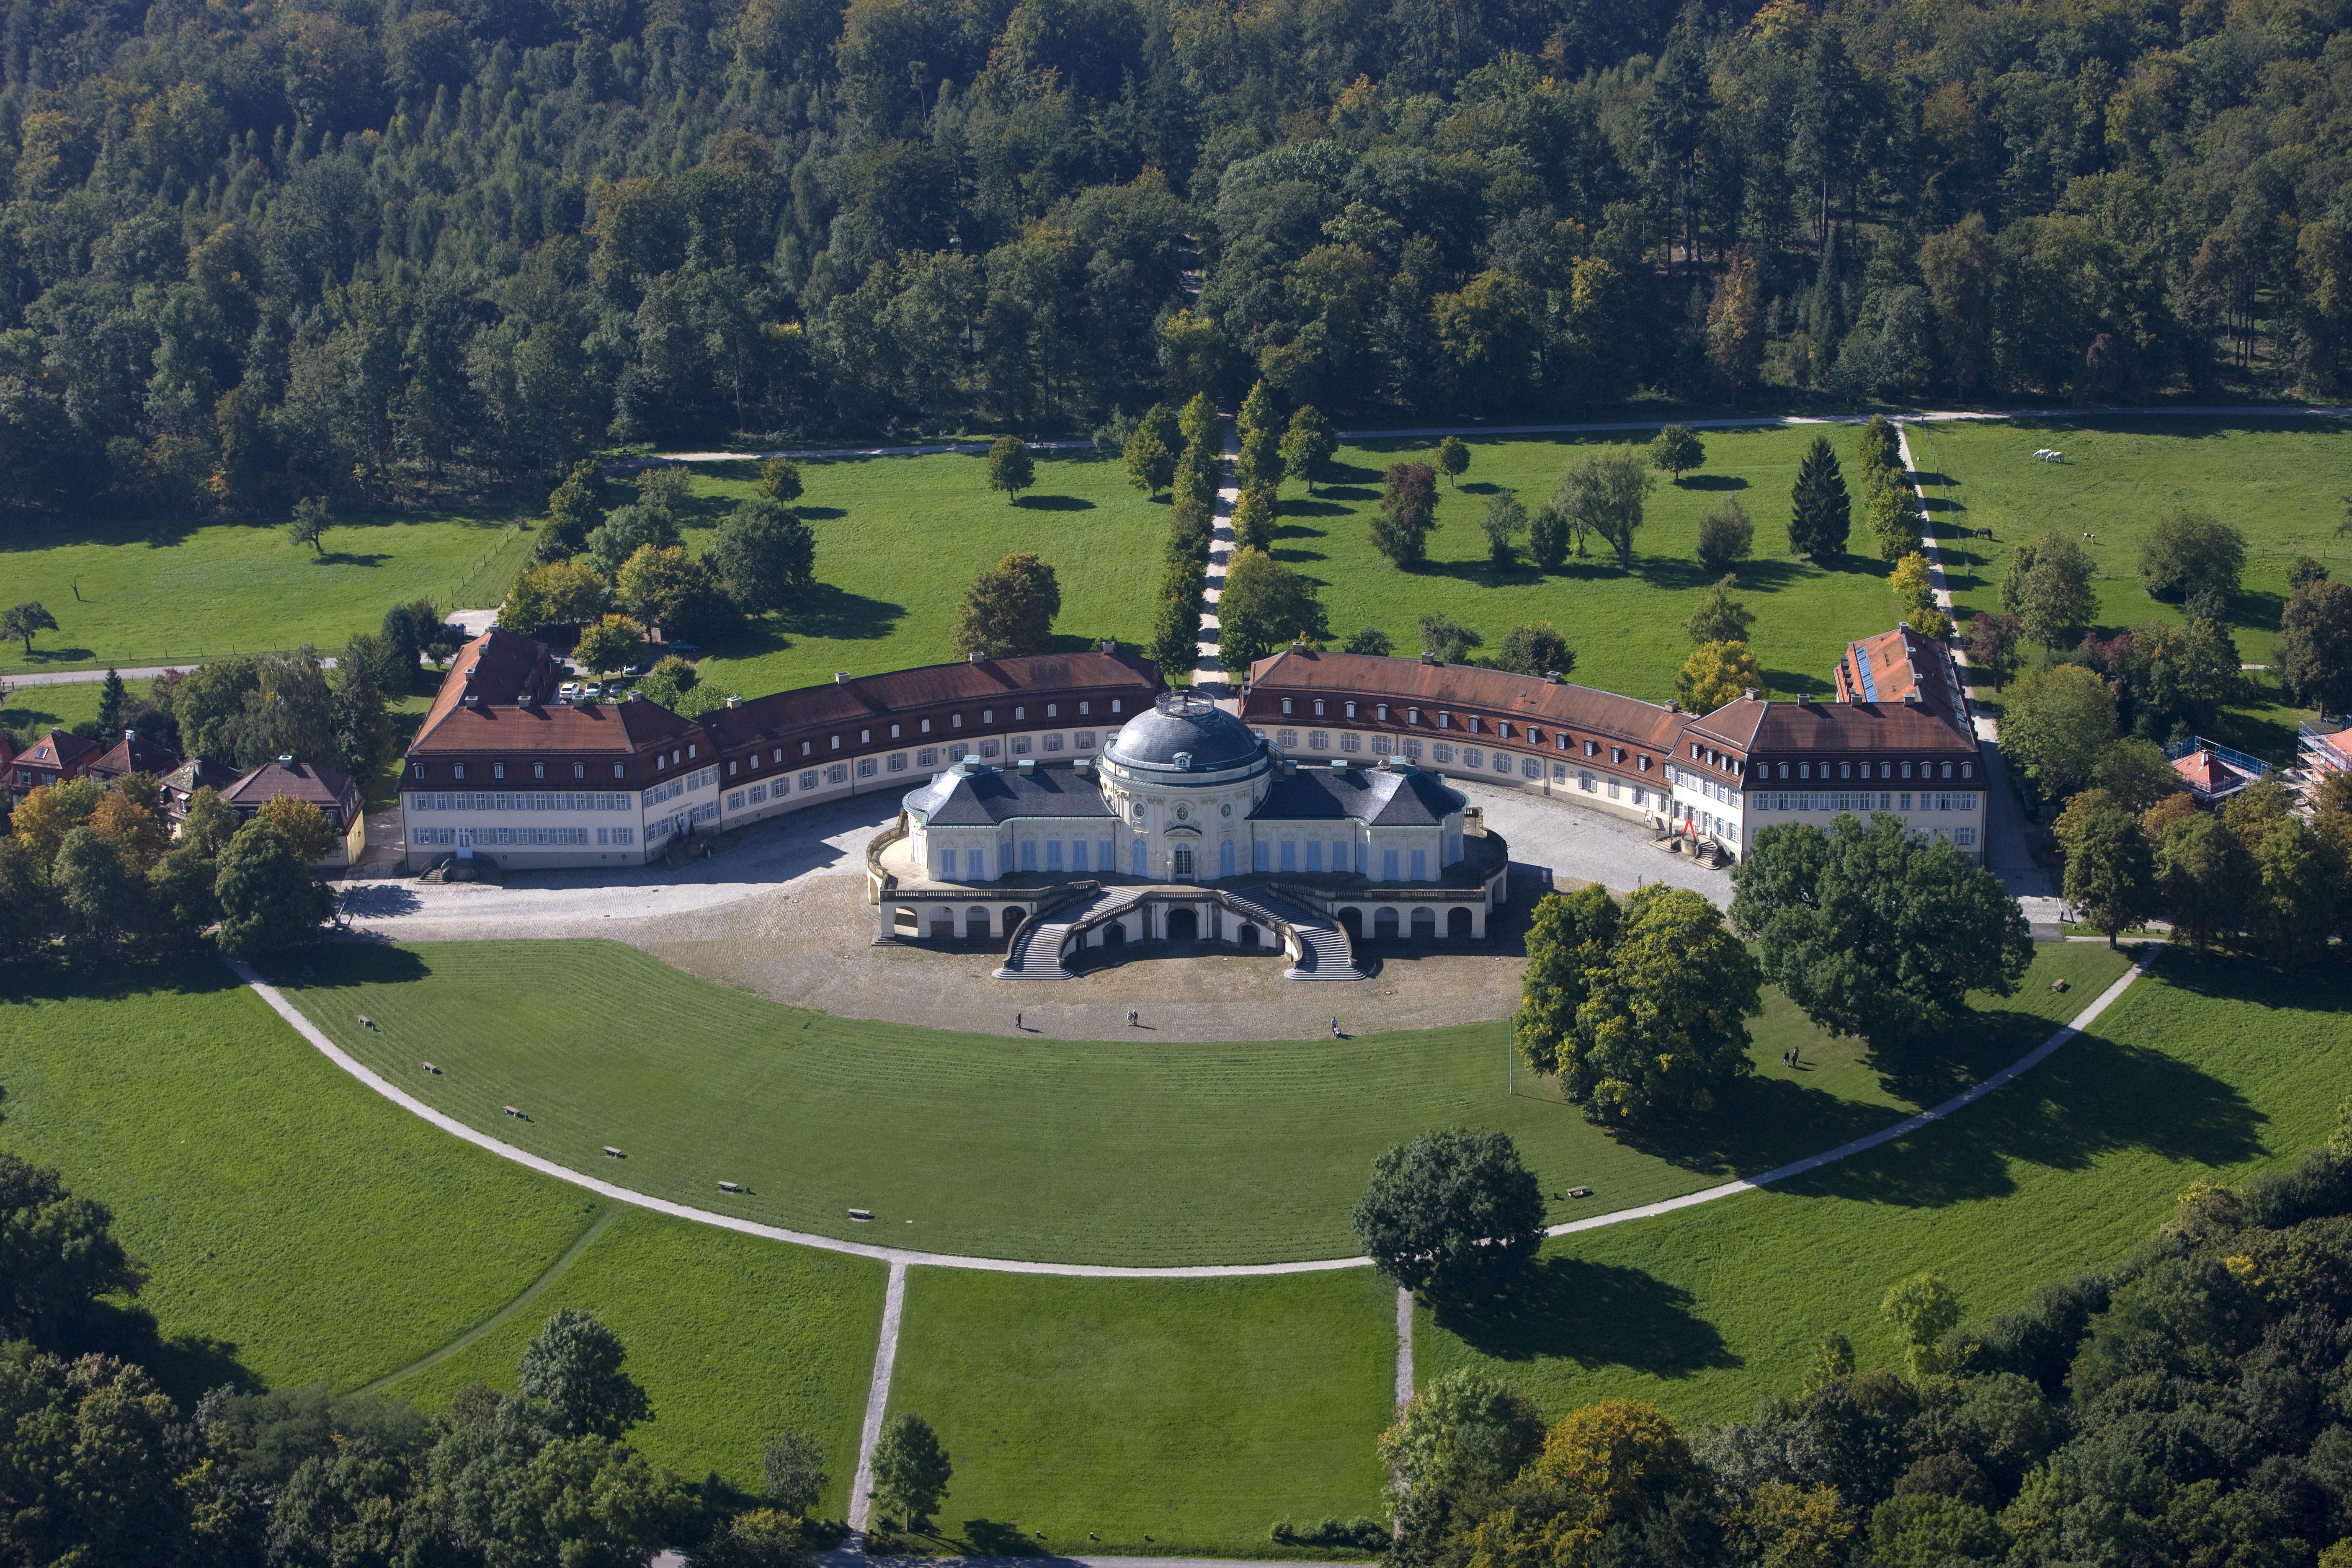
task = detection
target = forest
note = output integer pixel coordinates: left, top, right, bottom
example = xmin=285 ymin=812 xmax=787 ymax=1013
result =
xmin=0 ymin=0 xmax=2346 ymax=514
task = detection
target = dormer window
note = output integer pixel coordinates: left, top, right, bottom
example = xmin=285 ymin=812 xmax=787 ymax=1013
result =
xmin=1375 ymin=704 xmax=1387 ymax=721
xmin=1282 ymin=698 xmax=1293 ymax=714
xmin=534 ymin=763 xmax=545 ymax=779
xmin=573 ymin=763 xmax=585 ymax=779
xmin=1407 ymin=708 xmax=1420 ymax=725
xmin=1111 ymin=700 xmax=1122 ymax=714
xmin=454 ymin=764 xmax=466 ymax=780
xmin=1313 ymin=700 xmax=1325 ymax=716
xmin=1839 ymin=762 xmax=1851 ymax=779
xmin=1901 ymin=761 xmax=1912 ymax=779
xmin=1799 ymin=763 xmax=1810 ymax=779
xmin=860 ymin=729 xmax=871 ymax=745
xmin=613 ymin=763 xmax=624 ymax=779
xmin=412 ymin=763 xmax=425 ymax=779
xmin=1344 ymin=702 xmax=1357 ymax=719
xmin=493 ymin=763 xmax=505 ymax=779
xmin=983 ymin=709 xmax=994 ymax=725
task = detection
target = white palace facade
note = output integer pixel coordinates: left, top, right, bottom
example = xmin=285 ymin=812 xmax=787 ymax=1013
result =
xmin=399 ymin=621 xmax=1985 ymax=964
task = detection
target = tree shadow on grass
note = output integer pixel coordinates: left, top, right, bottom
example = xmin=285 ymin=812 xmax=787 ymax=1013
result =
xmin=799 ymin=505 xmax=848 ymax=520
xmin=290 ymin=941 xmax=434 ymax=992
xmin=1677 ymin=474 xmax=1750 ymax=491
xmin=314 ymin=551 xmax=391 ymax=568
xmin=770 ymin=585 xmax=905 ymax=642
xmin=1727 ymin=559 xmax=1814 ymax=592
xmin=1281 ymin=499 xmax=1356 ymax=517
xmin=1325 ymin=460 xmax=1385 ymax=485
xmin=1014 ymin=495 xmax=1094 ymax=511
xmin=1433 ymin=1255 xmax=1741 ymax=1377
xmin=1761 ymin=668 xmax=1833 ymax=698
xmin=1323 ymin=485 xmax=1381 ymax=502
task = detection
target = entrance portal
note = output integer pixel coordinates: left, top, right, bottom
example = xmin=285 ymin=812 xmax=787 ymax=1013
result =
xmin=1238 ymin=923 xmax=1261 ymax=948
xmin=1447 ymin=907 xmax=1474 ymax=939
xmin=1172 ymin=846 xmax=1194 ymax=880
xmin=1105 ymin=922 xmax=1126 ymax=946
xmin=1166 ymin=908 xmax=1198 ymax=942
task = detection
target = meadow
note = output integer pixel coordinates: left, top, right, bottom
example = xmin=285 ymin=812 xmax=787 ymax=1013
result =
xmin=0 ymin=957 xmax=889 ymax=1506
xmin=2 ymin=674 xmax=105 ymax=746
xmin=1270 ymin=425 xmax=1893 ymax=702
xmin=668 ymin=448 xmax=1168 ymax=699
xmin=885 ymin=1267 xmax=1397 ymax=1557
xmin=0 ymin=511 xmax=535 ymax=676
xmin=1416 ymin=952 xmax=2352 ymax=1429
xmin=275 ymin=937 xmax=2126 ymax=1266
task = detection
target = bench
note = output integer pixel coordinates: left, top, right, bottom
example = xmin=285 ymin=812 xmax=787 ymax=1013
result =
xmin=503 ymin=1105 xmax=522 ymax=1117
xmin=717 ymin=1181 xmax=742 ymax=1193
xmin=603 ymin=1147 xmax=624 ymax=1158
xmin=421 ymin=1062 xmax=440 ymax=1074
xmin=848 ymin=1208 xmax=874 ymax=1221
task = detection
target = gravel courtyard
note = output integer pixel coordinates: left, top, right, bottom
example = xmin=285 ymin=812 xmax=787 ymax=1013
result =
xmin=340 ymin=782 xmax=1727 ymax=1042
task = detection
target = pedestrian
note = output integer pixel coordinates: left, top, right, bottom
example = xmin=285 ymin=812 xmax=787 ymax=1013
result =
xmin=1016 ymin=1011 xmax=1023 ymax=1030
xmin=1331 ymin=1017 xmax=1342 ymax=1039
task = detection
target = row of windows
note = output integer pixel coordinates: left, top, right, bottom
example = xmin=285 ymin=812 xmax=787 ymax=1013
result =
xmin=1759 ymin=791 xmax=1980 ymax=813
xmin=1268 ymin=701 xmax=1656 ymax=765
xmin=1274 ymin=728 xmax=1657 ymax=778
xmin=409 ymin=826 xmax=621 ymax=846
xmin=1763 ymin=758 xmax=1973 ymax=781
xmin=416 ymin=760 xmax=629 ymax=783
xmin=406 ymin=792 xmax=632 ymax=812
xmin=740 ymin=709 xmax=1121 ymax=769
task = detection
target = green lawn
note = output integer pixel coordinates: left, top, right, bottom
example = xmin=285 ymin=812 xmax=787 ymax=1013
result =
xmin=0 ymin=959 xmax=593 ymax=1398
xmin=1282 ymin=426 xmax=1898 ymax=703
xmin=3 ymin=676 xmax=105 ymax=747
xmin=1913 ymin=416 xmax=2352 ymax=671
xmin=378 ymin=1206 xmax=884 ymax=1513
xmin=1416 ymin=951 xmax=2352 ymax=1428
xmin=276 ymin=939 xmax=2127 ymax=1267
xmin=668 ymin=450 xmax=1168 ymax=699
xmin=0 ymin=958 xmax=887 ymax=1501
xmin=0 ymin=512 xmax=536 ymax=676
xmin=885 ymin=1267 xmax=1396 ymax=1557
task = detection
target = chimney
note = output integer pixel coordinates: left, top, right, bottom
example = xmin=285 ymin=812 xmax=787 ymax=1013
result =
xmin=276 ymin=754 xmax=295 ymax=768
xmin=1099 ymin=639 xmax=1116 ymax=653
xmin=835 ymin=671 xmax=851 ymax=684
xmin=1544 ymin=672 xmax=1560 ymax=684
xmin=1290 ymin=639 xmax=1307 ymax=652
xmin=1420 ymin=651 xmax=1438 ymax=665
xmin=1665 ymin=700 xmax=1681 ymax=713
xmin=124 ymin=729 xmax=135 ymax=743
xmin=1903 ymin=691 xmax=1923 ymax=704
xmin=725 ymin=695 xmax=742 ymax=708
xmin=1745 ymin=687 xmax=1759 ymax=701
xmin=1017 ymin=757 xmax=1036 ymax=775
xmin=463 ymin=693 xmax=481 ymax=709
xmin=969 ymin=651 xmax=985 ymax=664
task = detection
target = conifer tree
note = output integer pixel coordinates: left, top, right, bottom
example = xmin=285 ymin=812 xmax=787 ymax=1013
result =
xmin=1788 ymin=436 xmax=1851 ymax=563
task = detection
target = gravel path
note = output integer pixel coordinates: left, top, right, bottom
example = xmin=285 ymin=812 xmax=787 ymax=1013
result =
xmin=227 ymin=946 xmax=2154 ymax=1277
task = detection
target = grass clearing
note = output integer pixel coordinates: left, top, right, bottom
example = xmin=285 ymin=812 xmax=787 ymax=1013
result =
xmin=1416 ymin=951 xmax=2352 ymax=1428
xmin=0 ymin=956 xmax=886 ymax=1498
xmin=1282 ymin=426 xmax=1895 ymax=703
xmin=278 ymin=939 xmax=2125 ymax=1266
xmin=0 ymin=512 xmax=536 ymax=676
xmin=378 ymin=1206 xmax=884 ymax=1513
xmin=885 ymin=1266 xmax=1396 ymax=1557
xmin=1912 ymin=417 xmax=2352 ymax=671
xmin=3 ymin=675 xmax=106 ymax=746
xmin=0 ymin=959 xmax=591 ymax=1399
xmin=670 ymin=450 xmax=1166 ymax=699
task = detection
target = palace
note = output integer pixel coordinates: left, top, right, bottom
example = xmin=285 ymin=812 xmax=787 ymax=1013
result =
xmin=397 ymin=619 xmax=1986 ymax=971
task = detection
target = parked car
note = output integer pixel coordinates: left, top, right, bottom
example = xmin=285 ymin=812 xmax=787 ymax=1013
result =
xmin=560 ymin=682 xmax=583 ymax=701
xmin=666 ymin=642 xmax=699 ymax=657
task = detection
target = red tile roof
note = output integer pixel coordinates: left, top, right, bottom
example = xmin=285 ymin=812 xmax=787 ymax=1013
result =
xmin=2172 ymin=749 xmax=2241 ymax=796
xmin=1832 ymin=625 xmax=1967 ymax=728
xmin=410 ymin=628 xmax=564 ymax=745
xmin=698 ymin=649 xmax=1163 ymax=749
xmin=1243 ymin=650 xmax=1691 ymax=753
xmin=88 ymin=730 xmax=183 ymax=779
xmin=223 ymin=757 xmax=360 ymax=811
xmin=16 ymin=729 xmax=102 ymax=772
xmin=1689 ymin=695 xmax=1978 ymax=758
xmin=410 ymin=694 xmax=689 ymax=758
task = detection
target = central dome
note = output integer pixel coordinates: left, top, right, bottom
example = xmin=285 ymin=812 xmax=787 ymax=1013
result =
xmin=1106 ymin=693 xmax=1266 ymax=773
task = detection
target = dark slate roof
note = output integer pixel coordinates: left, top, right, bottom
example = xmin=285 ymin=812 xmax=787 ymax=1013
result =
xmin=903 ymin=762 xmax=1117 ymax=826
xmin=223 ymin=757 xmax=359 ymax=810
xmin=1106 ymin=692 xmax=1266 ymax=772
xmin=89 ymin=730 xmax=183 ymax=778
xmin=1254 ymin=763 xmax=1463 ymax=827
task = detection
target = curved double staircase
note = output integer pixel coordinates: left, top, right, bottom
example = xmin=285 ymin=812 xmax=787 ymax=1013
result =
xmin=993 ymin=884 xmax=1363 ymax=983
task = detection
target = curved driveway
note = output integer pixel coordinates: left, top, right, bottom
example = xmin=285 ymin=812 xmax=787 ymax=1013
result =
xmin=234 ymin=950 xmax=2152 ymax=1277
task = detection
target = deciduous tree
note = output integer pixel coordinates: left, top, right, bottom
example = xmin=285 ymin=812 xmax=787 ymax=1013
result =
xmin=1678 ymin=640 xmax=1762 ymax=712
xmin=1217 ymin=548 xmax=1324 ymax=671
xmin=869 ymin=1413 xmax=951 ymax=1532
xmin=1731 ymin=812 xmax=2032 ymax=1059
xmin=1558 ymin=884 xmax=1763 ymax=1122
xmin=2061 ymin=802 xmax=2156 ymax=947
xmin=1649 ymin=426 xmax=1704 ymax=482
xmin=1697 ymin=503 xmax=1753 ymax=574
xmin=2001 ymin=663 xmax=2118 ymax=803
xmin=286 ymin=495 xmax=330 ymax=555
xmin=2001 ymin=534 xmax=2098 ymax=652
xmin=1480 ymin=492 xmax=1524 ymax=568
xmin=1352 ymin=1127 xmax=1545 ymax=1297
xmin=1373 ymin=463 xmax=1440 ymax=567
xmin=50 ymin=827 xmax=134 ymax=953
xmin=3 ymin=601 xmax=58 ymax=655
xmin=1497 ymin=622 xmax=1571 ymax=678
xmin=1280 ymin=407 xmax=1335 ymax=496
xmin=2281 ymin=579 xmax=2352 ymax=713
xmin=517 ymin=1308 xmax=653 ymax=1439
xmin=574 ymin=615 xmax=644 ymax=676
xmin=759 ymin=457 xmax=803 ymax=503
xmin=1684 ymin=577 xmax=1756 ymax=645
xmin=214 ymin=820 xmax=335 ymax=955
xmin=986 ymin=436 xmax=1034 ymax=502
xmin=711 ymin=498 xmax=817 ymax=613
xmin=501 ymin=559 xmax=613 ymax=634
xmin=951 ymin=553 xmax=1061 ymax=659
xmin=1124 ymin=428 xmax=1175 ymax=498
xmin=2138 ymin=510 xmax=2246 ymax=605
xmin=1435 ymin=435 xmax=1469 ymax=489
xmin=1555 ymin=448 xmax=1654 ymax=569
